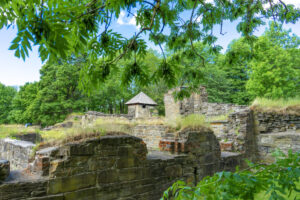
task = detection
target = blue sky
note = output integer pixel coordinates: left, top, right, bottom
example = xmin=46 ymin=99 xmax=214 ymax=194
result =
xmin=0 ymin=0 xmax=300 ymax=86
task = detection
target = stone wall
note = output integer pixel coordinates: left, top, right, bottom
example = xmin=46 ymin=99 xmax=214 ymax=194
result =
xmin=208 ymin=109 xmax=300 ymax=163
xmin=254 ymin=111 xmax=300 ymax=161
xmin=217 ymin=109 xmax=257 ymax=160
xmin=0 ymin=138 xmax=35 ymax=170
xmin=254 ymin=111 xmax=300 ymax=134
xmin=196 ymin=102 xmax=247 ymax=117
xmin=0 ymin=130 xmax=242 ymax=200
xmin=164 ymin=87 xmax=247 ymax=119
xmin=132 ymin=125 xmax=167 ymax=150
xmin=257 ymin=131 xmax=300 ymax=162
xmin=209 ymin=120 xmax=229 ymax=140
xmin=82 ymin=111 xmax=133 ymax=127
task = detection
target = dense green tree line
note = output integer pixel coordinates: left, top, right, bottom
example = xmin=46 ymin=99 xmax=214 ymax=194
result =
xmin=0 ymin=83 xmax=17 ymax=124
xmin=0 ymin=23 xmax=299 ymax=126
xmin=0 ymin=51 xmax=167 ymax=126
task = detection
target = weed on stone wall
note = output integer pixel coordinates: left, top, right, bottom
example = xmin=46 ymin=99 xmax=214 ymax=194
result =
xmin=251 ymin=97 xmax=300 ymax=115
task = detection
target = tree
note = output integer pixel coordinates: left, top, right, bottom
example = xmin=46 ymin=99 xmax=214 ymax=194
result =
xmin=246 ymin=37 xmax=299 ymax=99
xmin=8 ymin=82 xmax=39 ymax=124
xmin=201 ymin=55 xmax=232 ymax=103
xmin=264 ymin=21 xmax=300 ymax=49
xmin=0 ymin=83 xmax=16 ymax=124
xmin=0 ymin=0 xmax=299 ymax=91
xmin=27 ymin=63 xmax=89 ymax=126
xmin=222 ymin=38 xmax=253 ymax=105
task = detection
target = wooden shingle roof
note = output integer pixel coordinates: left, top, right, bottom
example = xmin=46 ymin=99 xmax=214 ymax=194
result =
xmin=125 ymin=92 xmax=157 ymax=106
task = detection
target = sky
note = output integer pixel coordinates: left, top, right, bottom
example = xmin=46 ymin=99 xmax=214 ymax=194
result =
xmin=0 ymin=0 xmax=300 ymax=86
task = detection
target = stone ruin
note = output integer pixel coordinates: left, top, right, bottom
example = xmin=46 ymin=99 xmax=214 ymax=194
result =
xmin=0 ymin=87 xmax=299 ymax=199
xmin=164 ymin=86 xmax=247 ymax=120
xmin=0 ymin=129 xmax=241 ymax=200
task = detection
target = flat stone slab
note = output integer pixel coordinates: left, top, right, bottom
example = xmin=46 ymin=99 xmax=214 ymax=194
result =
xmin=36 ymin=146 xmax=59 ymax=156
xmin=3 ymin=138 xmax=35 ymax=148
xmin=147 ymin=150 xmax=186 ymax=160
xmin=4 ymin=170 xmax=43 ymax=183
xmin=260 ymin=130 xmax=300 ymax=136
xmin=221 ymin=151 xmax=241 ymax=158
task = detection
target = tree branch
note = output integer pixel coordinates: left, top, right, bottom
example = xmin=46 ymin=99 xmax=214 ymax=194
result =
xmin=107 ymin=0 xmax=161 ymax=65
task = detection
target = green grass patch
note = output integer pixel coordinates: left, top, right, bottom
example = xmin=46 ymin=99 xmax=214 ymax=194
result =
xmin=206 ymin=114 xmax=229 ymax=122
xmin=251 ymin=97 xmax=300 ymax=115
xmin=0 ymin=124 xmax=40 ymax=139
xmin=166 ymin=114 xmax=210 ymax=131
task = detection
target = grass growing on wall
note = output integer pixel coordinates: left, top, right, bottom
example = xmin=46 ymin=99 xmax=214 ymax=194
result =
xmin=0 ymin=124 xmax=40 ymax=139
xmin=39 ymin=116 xmax=165 ymax=147
xmin=206 ymin=114 xmax=229 ymax=122
xmin=251 ymin=97 xmax=300 ymax=115
xmin=166 ymin=114 xmax=210 ymax=131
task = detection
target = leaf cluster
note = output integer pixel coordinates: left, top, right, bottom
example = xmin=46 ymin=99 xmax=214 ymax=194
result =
xmin=162 ymin=149 xmax=300 ymax=200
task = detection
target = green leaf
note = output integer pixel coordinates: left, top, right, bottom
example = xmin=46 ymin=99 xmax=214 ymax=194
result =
xmin=15 ymin=48 xmax=20 ymax=58
xmin=9 ymin=43 xmax=19 ymax=50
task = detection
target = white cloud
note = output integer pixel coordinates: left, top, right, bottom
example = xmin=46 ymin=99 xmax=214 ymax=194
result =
xmin=280 ymin=0 xmax=300 ymax=7
xmin=263 ymin=0 xmax=300 ymax=9
xmin=117 ymin=11 xmax=140 ymax=29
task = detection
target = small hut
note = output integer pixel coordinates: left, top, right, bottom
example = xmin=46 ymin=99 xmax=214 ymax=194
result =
xmin=125 ymin=92 xmax=157 ymax=118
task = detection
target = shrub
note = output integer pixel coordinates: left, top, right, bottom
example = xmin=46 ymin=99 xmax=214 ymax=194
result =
xmin=162 ymin=149 xmax=300 ymax=200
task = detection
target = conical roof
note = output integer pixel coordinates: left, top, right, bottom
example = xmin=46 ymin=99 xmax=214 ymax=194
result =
xmin=125 ymin=92 xmax=157 ymax=106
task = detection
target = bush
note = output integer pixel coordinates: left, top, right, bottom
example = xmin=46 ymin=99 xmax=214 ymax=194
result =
xmin=162 ymin=150 xmax=300 ymax=200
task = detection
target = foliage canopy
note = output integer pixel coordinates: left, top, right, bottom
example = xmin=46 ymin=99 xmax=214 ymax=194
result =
xmin=0 ymin=0 xmax=299 ymax=90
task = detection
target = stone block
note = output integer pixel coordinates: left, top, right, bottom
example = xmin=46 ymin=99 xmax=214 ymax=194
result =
xmin=48 ymin=173 xmax=96 ymax=194
xmin=63 ymin=187 xmax=97 ymax=200
xmin=88 ymin=157 xmax=116 ymax=171
xmin=97 ymin=169 xmax=119 ymax=184
xmin=165 ymin=165 xmax=182 ymax=178
xmin=118 ymin=168 xmax=145 ymax=182
xmin=220 ymin=142 xmax=233 ymax=151
xmin=69 ymin=143 xmax=95 ymax=156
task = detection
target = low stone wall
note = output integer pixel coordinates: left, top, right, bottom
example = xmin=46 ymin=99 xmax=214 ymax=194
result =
xmin=132 ymin=125 xmax=167 ymax=150
xmin=254 ymin=111 xmax=300 ymax=134
xmin=196 ymin=102 xmax=247 ymax=117
xmin=253 ymin=111 xmax=300 ymax=161
xmin=83 ymin=111 xmax=133 ymax=124
xmin=0 ymin=130 xmax=242 ymax=200
xmin=0 ymin=138 xmax=35 ymax=170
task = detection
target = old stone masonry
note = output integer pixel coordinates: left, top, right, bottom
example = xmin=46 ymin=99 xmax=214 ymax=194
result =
xmin=0 ymin=87 xmax=299 ymax=199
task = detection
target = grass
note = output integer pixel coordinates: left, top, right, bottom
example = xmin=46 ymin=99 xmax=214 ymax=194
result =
xmin=0 ymin=124 xmax=40 ymax=139
xmin=166 ymin=114 xmax=210 ymax=132
xmin=206 ymin=114 xmax=229 ymax=122
xmin=0 ymin=114 xmax=210 ymax=150
xmin=251 ymin=97 xmax=300 ymax=115
xmin=39 ymin=117 xmax=134 ymax=147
